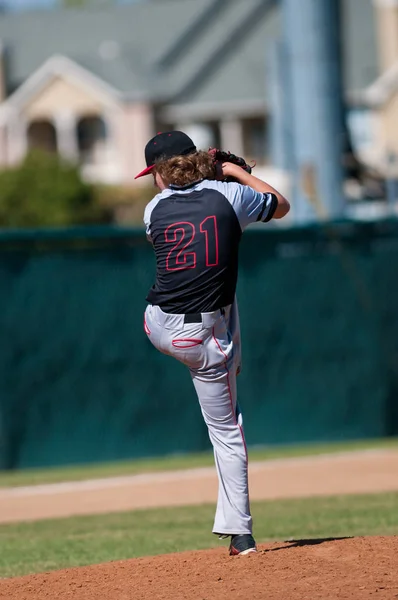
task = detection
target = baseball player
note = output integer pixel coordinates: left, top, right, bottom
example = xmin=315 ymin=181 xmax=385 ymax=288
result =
xmin=136 ymin=131 xmax=290 ymax=555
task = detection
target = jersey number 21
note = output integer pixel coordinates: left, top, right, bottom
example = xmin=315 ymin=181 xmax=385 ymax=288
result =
xmin=165 ymin=216 xmax=219 ymax=271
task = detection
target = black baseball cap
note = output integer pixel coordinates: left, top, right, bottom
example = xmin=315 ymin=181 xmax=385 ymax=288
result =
xmin=134 ymin=130 xmax=197 ymax=179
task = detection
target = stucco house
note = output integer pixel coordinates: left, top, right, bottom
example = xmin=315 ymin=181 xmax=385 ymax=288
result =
xmin=0 ymin=0 xmax=395 ymax=188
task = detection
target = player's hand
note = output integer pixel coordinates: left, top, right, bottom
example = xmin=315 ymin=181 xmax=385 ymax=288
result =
xmin=219 ymin=162 xmax=247 ymax=181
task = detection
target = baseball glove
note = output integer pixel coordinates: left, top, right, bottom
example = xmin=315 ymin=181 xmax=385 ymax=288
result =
xmin=208 ymin=148 xmax=255 ymax=182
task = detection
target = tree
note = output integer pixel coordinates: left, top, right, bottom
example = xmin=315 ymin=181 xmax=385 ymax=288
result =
xmin=0 ymin=151 xmax=112 ymax=228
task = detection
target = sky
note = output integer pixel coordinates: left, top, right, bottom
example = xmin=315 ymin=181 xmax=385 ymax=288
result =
xmin=1 ymin=0 xmax=143 ymax=11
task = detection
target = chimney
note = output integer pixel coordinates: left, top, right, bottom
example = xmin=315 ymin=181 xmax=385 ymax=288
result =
xmin=373 ymin=0 xmax=398 ymax=72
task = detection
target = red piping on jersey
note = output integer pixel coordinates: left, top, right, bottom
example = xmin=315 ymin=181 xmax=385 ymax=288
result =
xmin=212 ymin=327 xmax=248 ymax=463
xmin=143 ymin=316 xmax=151 ymax=335
xmin=172 ymin=338 xmax=203 ymax=348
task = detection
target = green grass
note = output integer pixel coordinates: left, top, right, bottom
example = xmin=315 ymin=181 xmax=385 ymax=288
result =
xmin=0 ymin=438 xmax=397 ymax=488
xmin=0 ymin=491 xmax=397 ymax=579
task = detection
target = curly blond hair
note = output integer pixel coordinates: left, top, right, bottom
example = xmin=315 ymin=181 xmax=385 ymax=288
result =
xmin=154 ymin=151 xmax=216 ymax=187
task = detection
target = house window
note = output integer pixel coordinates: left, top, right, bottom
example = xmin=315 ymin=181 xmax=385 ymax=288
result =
xmin=77 ymin=116 xmax=107 ymax=165
xmin=27 ymin=120 xmax=57 ymax=154
xmin=242 ymin=117 xmax=267 ymax=162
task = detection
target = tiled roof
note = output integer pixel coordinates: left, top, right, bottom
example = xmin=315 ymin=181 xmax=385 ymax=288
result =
xmin=0 ymin=0 xmax=379 ymax=105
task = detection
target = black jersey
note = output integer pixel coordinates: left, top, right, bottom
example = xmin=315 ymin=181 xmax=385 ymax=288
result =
xmin=144 ymin=179 xmax=277 ymax=314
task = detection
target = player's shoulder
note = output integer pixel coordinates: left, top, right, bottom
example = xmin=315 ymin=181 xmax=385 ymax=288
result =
xmin=204 ymin=179 xmax=260 ymax=207
xmin=197 ymin=179 xmax=247 ymax=201
xmin=143 ymin=189 xmax=173 ymax=225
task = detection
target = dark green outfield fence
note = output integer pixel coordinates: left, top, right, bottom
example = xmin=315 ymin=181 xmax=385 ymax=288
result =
xmin=1 ymin=220 xmax=398 ymax=470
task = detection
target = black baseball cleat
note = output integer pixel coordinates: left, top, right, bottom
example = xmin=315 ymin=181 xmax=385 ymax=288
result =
xmin=229 ymin=534 xmax=257 ymax=556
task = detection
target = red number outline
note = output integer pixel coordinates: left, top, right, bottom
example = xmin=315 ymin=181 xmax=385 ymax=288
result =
xmin=165 ymin=221 xmax=196 ymax=271
xmin=164 ymin=217 xmax=219 ymax=271
xmin=200 ymin=215 xmax=219 ymax=267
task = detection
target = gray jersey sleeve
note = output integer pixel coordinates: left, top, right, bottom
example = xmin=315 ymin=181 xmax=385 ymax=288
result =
xmin=143 ymin=201 xmax=154 ymax=242
xmin=143 ymin=191 xmax=171 ymax=242
xmin=200 ymin=180 xmax=278 ymax=231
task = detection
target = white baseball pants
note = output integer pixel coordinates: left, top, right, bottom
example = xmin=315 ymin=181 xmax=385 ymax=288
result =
xmin=144 ymin=300 xmax=252 ymax=535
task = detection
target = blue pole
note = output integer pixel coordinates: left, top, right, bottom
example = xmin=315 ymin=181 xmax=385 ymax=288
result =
xmin=268 ymin=39 xmax=295 ymax=173
xmin=282 ymin=0 xmax=345 ymax=222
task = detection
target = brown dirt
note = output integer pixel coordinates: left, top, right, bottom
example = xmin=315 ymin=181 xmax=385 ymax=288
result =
xmin=2 ymin=450 xmax=398 ymax=599
xmin=2 ymin=536 xmax=398 ymax=600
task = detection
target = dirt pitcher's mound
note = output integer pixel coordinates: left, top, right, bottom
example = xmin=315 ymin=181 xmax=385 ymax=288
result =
xmin=2 ymin=536 xmax=398 ymax=600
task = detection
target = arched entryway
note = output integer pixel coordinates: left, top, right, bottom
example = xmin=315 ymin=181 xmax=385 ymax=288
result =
xmin=27 ymin=120 xmax=57 ymax=153
xmin=77 ymin=115 xmax=108 ymax=165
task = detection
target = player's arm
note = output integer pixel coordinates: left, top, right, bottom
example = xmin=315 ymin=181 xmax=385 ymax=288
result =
xmin=221 ymin=163 xmax=290 ymax=219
